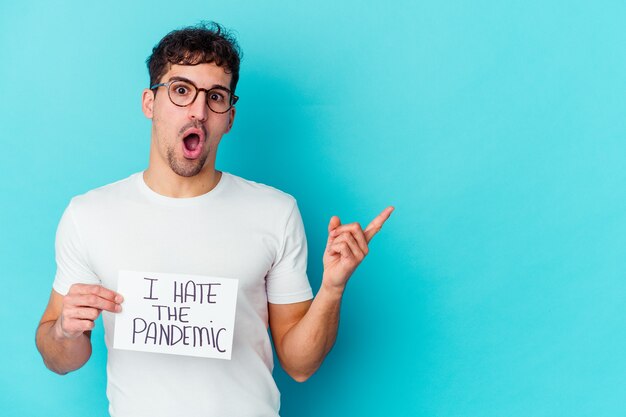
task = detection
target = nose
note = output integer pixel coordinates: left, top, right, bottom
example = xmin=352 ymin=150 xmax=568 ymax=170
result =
xmin=187 ymin=90 xmax=209 ymax=122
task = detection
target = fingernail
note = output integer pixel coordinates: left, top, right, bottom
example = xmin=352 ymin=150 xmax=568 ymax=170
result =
xmin=115 ymin=295 xmax=124 ymax=303
xmin=116 ymin=304 xmax=122 ymax=313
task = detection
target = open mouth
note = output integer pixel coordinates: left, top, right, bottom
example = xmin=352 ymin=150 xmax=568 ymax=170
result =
xmin=183 ymin=133 xmax=200 ymax=152
xmin=181 ymin=129 xmax=205 ymax=159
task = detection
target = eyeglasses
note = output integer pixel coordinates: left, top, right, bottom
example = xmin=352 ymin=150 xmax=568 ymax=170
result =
xmin=150 ymin=78 xmax=239 ymax=114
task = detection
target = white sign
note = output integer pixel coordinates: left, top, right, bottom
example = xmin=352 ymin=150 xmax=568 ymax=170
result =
xmin=113 ymin=270 xmax=238 ymax=360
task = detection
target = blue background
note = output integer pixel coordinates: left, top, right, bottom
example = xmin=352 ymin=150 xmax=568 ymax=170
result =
xmin=1 ymin=0 xmax=626 ymax=416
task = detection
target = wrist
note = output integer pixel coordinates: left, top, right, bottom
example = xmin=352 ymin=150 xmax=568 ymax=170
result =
xmin=320 ymin=278 xmax=346 ymax=299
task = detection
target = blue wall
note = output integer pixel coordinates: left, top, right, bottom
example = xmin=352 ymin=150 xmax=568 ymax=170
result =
xmin=2 ymin=1 xmax=626 ymax=416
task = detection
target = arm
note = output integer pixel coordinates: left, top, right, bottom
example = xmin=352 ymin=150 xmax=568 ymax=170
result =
xmin=35 ymin=284 xmax=123 ymax=375
xmin=269 ymin=206 xmax=394 ymax=382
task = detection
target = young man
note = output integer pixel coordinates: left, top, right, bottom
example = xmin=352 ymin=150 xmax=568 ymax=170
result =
xmin=36 ymin=22 xmax=393 ymax=417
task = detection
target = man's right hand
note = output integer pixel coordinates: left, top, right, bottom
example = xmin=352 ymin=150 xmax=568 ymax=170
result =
xmin=54 ymin=284 xmax=124 ymax=339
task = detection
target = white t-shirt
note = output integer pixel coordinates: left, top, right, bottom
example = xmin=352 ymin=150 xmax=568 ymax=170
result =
xmin=53 ymin=171 xmax=313 ymax=417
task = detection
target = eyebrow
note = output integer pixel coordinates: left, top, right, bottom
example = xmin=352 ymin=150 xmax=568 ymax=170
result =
xmin=168 ymin=76 xmax=232 ymax=92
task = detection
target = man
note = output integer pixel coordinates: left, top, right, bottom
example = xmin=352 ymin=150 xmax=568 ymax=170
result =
xmin=36 ymin=22 xmax=393 ymax=417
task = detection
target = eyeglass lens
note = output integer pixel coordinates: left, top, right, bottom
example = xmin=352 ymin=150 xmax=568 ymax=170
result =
xmin=168 ymin=80 xmax=233 ymax=113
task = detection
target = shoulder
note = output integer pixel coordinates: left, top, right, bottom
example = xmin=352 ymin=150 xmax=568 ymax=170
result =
xmin=222 ymin=172 xmax=297 ymax=210
xmin=67 ymin=172 xmax=140 ymax=214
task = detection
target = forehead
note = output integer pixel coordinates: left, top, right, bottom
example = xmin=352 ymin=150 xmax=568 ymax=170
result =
xmin=161 ymin=63 xmax=232 ymax=87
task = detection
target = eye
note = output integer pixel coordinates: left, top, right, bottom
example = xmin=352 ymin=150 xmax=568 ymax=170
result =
xmin=209 ymin=91 xmax=226 ymax=102
xmin=170 ymin=81 xmax=194 ymax=97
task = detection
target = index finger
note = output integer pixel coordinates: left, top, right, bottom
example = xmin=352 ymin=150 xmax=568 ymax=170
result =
xmin=70 ymin=283 xmax=124 ymax=303
xmin=364 ymin=206 xmax=394 ymax=242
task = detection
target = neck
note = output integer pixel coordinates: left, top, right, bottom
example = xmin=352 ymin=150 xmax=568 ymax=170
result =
xmin=143 ymin=166 xmax=222 ymax=198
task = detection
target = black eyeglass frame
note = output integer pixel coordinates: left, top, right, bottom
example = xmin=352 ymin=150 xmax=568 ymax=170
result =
xmin=150 ymin=79 xmax=239 ymax=114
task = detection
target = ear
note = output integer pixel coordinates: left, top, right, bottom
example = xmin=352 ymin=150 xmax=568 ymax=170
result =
xmin=141 ymin=88 xmax=155 ymax=119
xmin=225 ymin=106 xmax=236 ymax=133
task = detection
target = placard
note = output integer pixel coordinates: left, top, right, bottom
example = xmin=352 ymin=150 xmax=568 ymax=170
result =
xmin=113 ymin=270 xmax=238 ymax=359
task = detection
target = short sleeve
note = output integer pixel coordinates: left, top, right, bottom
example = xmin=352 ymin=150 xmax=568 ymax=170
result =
xmin=53 ymin=201 xmax=100 ymax=295
xmin=266 ymin=201 xmax=313 ymax=304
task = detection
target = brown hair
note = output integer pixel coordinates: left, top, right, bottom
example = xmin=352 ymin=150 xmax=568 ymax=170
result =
xmin=147 ymin=21 xmax=242 ymax=92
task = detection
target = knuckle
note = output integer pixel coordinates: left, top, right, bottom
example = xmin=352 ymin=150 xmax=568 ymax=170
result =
xmin=86 ymin=295 xmax=98 ymax=306
xmin=59 ymin=314 xmax=69 ymax=329
xmin=62 ymin=307 xmax=74 ymax=319
xmin=88 ymin=309 xmax=100 ymax=320
xmin=63 ymin=295 xmax=75 ymax=307
xmin=61 ymin=319 xmax=76 ymax=333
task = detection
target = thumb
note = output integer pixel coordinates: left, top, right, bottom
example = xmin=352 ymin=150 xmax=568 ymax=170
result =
xmin=328 ymin=215 xmax=341 ymax=233
xmin=326 ymin=216 xmax=341 ymax=247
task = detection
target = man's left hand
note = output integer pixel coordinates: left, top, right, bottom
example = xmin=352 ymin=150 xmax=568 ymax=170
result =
xmin=322 ymin=206 xmax=394 ymax=292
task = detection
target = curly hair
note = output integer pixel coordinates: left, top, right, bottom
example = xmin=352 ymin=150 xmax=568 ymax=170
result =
xmin=146 ymin=22 xmax=242 ymax=93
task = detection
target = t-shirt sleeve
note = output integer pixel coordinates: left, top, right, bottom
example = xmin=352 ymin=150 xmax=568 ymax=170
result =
xmin=266 ymin=200 xmax=313 ymax=304
xmin=53 ymin=201 xmax=100 ymax=295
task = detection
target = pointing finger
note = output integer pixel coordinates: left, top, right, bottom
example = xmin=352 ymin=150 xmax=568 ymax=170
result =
xmin=364 ymin=206 xmax=394 ymax=243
